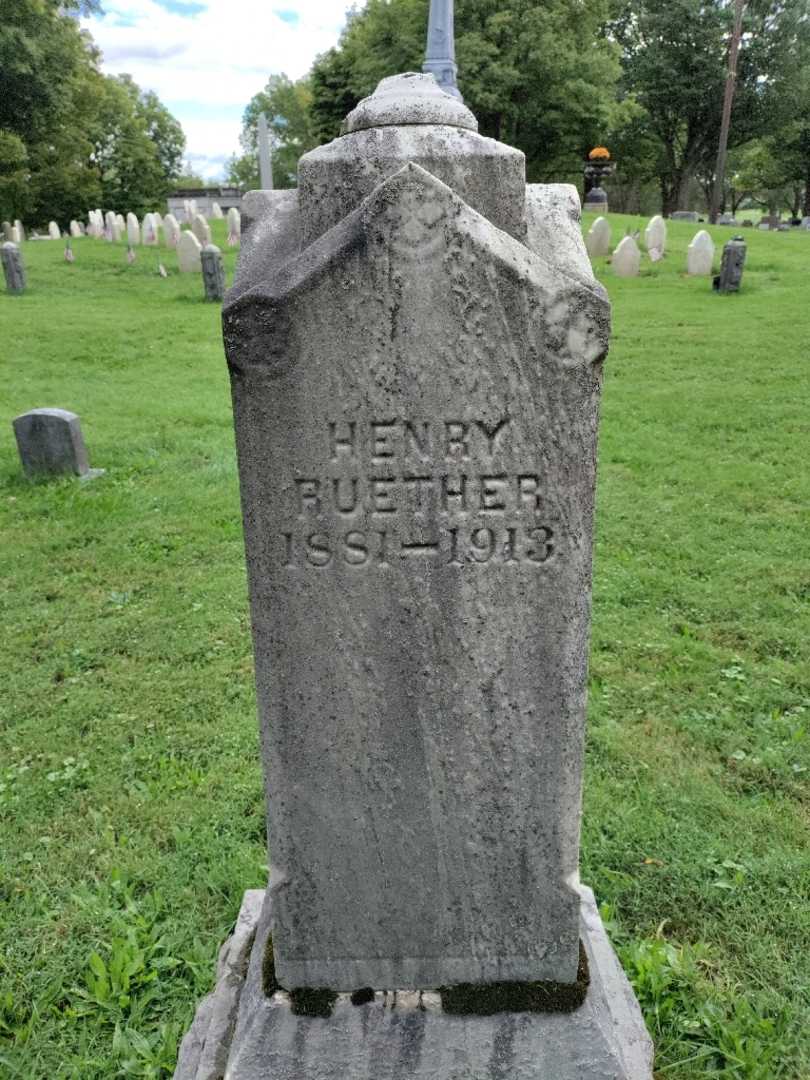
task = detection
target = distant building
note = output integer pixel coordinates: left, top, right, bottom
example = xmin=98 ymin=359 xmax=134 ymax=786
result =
xmin=167 ymin=186 xmax=242 ymax=219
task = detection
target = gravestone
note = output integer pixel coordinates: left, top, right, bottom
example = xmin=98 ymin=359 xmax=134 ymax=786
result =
xmin=2 ymin=242 xmax=26 ymax=294
xmin=686 ymin=230 xmax=714 ymax=275
xmin=2 ymin=221 xmax=11 ymax=240
xmin=612 ymin=235 xmax=641 ymax=277
xmin=14 ymin=219 xmax=25 ymax=242
xmin=802 ymin=216 xmax=810 ymax=229
xmin=226 ymin=206 xmax=241 ymax=245
xmin=69 ymin=220 xmax=82 ymax=238
xmin=585 ymin=215 xmax=611 ymax=258
xmin=176 ymin=71 xmax=651 ymax=1080
xmin=126 ymin=212 xmax=140 ymax=246
xmin=191 ymin=213 xmax=211 ymax=246
xmin=9 ymin=224 xmax=21 ymax=244
xmin=718 ymin=213 xmax=737 ymax=226
xmin=12 ymin=408 xmax=102 ymax=478
xmin=211 ymin=201 xmax=224 ymax=219
xmin=713 ymin=235 xmax=746 ymax=293
xmin=644 ymin=214 xmax=666 ymax=257
xmin=200 ymin=243 xmax=225 ymax=301
xmin=104 ymin=210 xmax=117 ymax=241
xmin=116 ymin=213 xmax=126 ymax=231
xmin=48 ymin=221 xmax=61 ymax=239
xmin=142 ymin=213 xmax=159 ymax=245
xmin=670 ymin=211 xmax=699 ymax=222
xmin=177 ymin=230 xmax=203 ymax=272
xmin=583 ymin=185 xmax=608 ymax=212
xmin=164 ymin=213 xmax=181 ymax=247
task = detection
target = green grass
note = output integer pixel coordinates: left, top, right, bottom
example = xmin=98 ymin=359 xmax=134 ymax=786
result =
xmin=1 ymin=215 xmax=808 ymax=1078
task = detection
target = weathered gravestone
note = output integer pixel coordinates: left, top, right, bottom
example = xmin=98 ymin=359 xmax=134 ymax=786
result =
xmin=686 ymin=230 xmax=714 ymax=275
xmin=69 ymin=220 xmax=83 ymax=238
xmin=163 ymin=213 xmax=181 ymax=247
xmin=200 ymin=243 xmax=225 ymax=300
xmin=48 ymin=221 xmax=61 ymax=240
xmin=585 ymin=215 xmax=611 ymax=258
xmin=12 ymin=408 xmax=103 ymax=479
xmin=2 ymin=221 xmax=11 ymax=240
xmin=211 ymin=201 xmax=224 ymax=219
xmin=713 ymin=235 xmax=746 ymax=293
xmin=175 ymin=71 xmax=652 ymax=1080
xmin=14 ymin=219 xmax=25 ymax=243
xmin=177 ymin=230 xmax=203 ymax=272
xmin=142 ymin=213 xmax=159 ymax=245
xmin=126 ymin=212 xmax=140 ymax=246
xmin=226 ymin=206 xmax=241 ymax=246
xmin=612 ymin=235 xmax=641 ymax=277
xmin=191 ymin=213 xmax=211 ymax=246
xmin=670 ymin=210 xmax=699 ymax=222
xmin=644 ymin=214 xmax=666 ymax=257
xmin=1 ymin=242 xmax=26 ymax=294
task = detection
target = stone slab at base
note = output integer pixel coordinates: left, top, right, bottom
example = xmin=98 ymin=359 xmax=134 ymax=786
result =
xmin=175 ymin=886 xmax=652 ymax=1080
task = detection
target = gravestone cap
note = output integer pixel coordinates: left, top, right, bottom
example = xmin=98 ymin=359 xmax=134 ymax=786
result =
xmin=343 ymin=72 xmax=478 ymax=134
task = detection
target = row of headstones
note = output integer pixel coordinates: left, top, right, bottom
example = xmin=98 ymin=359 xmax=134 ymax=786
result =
xmin=3 ymin=207 xmax=241 ymax=250
xmin=586 ymin=215 xmax=715 ymax=276
xmin=673 ymin=209 xmax=810 ymax=230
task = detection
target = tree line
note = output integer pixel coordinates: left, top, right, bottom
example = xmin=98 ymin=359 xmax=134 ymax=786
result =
xmin=228 ymin=0 xmax=810 ymax=218
xmin=1 ymin=0 xmax=185 ymax=227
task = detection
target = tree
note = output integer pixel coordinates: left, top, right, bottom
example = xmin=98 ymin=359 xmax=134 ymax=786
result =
xmin=228 ymin=74 xmax=317 ymax=190
xmin=612 ymin=0 xmax=810 ymax=215
xmin=309 ymin=0 xmax=621 ymax=182
xmin=0 ymin=0 xmax=184 ymax=224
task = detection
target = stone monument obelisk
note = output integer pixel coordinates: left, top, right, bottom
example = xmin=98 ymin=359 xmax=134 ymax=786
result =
xmin=175 ymin=71 xmax=652 ymax=1080
xmin=423 ymin=0 xmax=461 ymax=98
xmin=257 ymin=112 xmax=274 ymax=190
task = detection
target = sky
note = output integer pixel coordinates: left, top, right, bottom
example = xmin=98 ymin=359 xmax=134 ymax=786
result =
xmin=82 ymin=0 xmax=352 ymax=181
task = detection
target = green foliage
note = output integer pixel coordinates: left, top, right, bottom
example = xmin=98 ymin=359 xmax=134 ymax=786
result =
xmin=611 ymin=0 xmax=810 ymax=213
xmin=0 ymin=0 xmax=184 ymax=225
xmin=308 ymin=0 xmax=621 ymax=180
xmin=0 ymin=219 xmax=809 ymax=1076
xmin=227 ymin=74 xmax=317 ymax=190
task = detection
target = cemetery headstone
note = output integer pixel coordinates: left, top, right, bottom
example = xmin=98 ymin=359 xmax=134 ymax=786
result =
xmin=176 ymin=70 xmax=652 ymax=1080
xmin=644 ymin=214 xmax=666 ymax=257
xmin=69 ymin=220 xmax=82 ymax=238
xmin=585 ymin=215 xmax=611 ymax=258
xmin=1 ymin=242 xmax=26 ymax=294
xmin=686 ymin=230 xmax=714 ymax=275
xmin=802 ymin=216 xmax=810 ymax=229
xmin=200 ymin=243 xmax=225 ymax=301
xmin=717 ymin=213 xmax=737 ymax=226
xmin=713 ymin=235 xmax=746 ymax=293
xmin=9 ymin=225 xmax=21 ymax=244
xmin=583 ymin=185 xmax=608 ymax=211
xmin=14 ymin=219 xmax=25 ymax=242
xmin=191 ymin=213 xmax=211 ymax=246
xmin=48 ymin=221 xmax=61 ymax=240
xmin=104 ymin=210 xmax=117 ymax=241
xmin=126 ymin=212 xmax=140 ymax=246
xmin=163 ymin=213 xmax=181 ymax=247
xmin=670 ymin=211 xmax=699 ymax=222
xmin=177 ymin=230 xmax=203 ymax=272
xmin=142 ymin=213 xmax=159 ymax=245
xmin=211 ymin=201 xmax=224 ymax=219
xmin=116 ymin=213 xmax=125 ymax=231
xmin=612 ymin=234 xmax=641 ymax=277
xmin=12 ymin=408 xmax=102 ymax=479
xmin=2 ymin=221 xmax=11 ymax=240
xmin=226 ymin=206 xmax=241 ymax=246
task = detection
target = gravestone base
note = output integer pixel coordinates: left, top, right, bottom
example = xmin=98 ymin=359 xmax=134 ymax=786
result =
xmin=175 ymin=886 xmax=652 ymax=1080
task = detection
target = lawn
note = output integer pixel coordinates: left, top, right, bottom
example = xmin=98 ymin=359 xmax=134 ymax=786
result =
xmin=1 ymin=214 xmax=808 ymax=1079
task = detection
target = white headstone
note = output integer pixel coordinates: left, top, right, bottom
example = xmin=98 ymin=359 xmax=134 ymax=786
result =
xmin=2 ymin=221 xmax=12 ymax=240
xmin=644 ymin=214 xmax=666 ymax=254
xmin=191 ymin=213 xmax=211 ymax=246
xmin=686 ymin=230 xmax=715 ymax=276
xmin=177 ymin=229 xmax=203 ymax=272
xmin=142 ymin=213 xmax=159 ymax=245
xmin=116 ymin=213 xmax=125 ymax=231
xmin=585 ymin=216 xmax=611 ymax=258
xmin=104 ymin=210 xmax=118 ymax=241
xmin=227 ymin=206 xmax=241 ymax=245
xmin=14 ymin=219 xmax=25 ymax=243
xmin=48 ymin=221 xmax=61 ymax=240
xmin=126 ymin=212 xmax=140 ymax=246
xmin=211 ymin=201 xmax=224 ymax=219
xmin=163 ymin=213 xmax=181 ymax=247
xmin=612 ymin=235 xmax=641 ymax=277
xmin=9 ymin=225 xmax=21 ymax=244
xmin=69 ymin=220 xmax=82 ymax=238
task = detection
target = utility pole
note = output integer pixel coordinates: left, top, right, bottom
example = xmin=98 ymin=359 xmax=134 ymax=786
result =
xmin=423 ymin=0 xmax=462 ymax=99
xmin=710 ymin=0 xmax=745 ymax=223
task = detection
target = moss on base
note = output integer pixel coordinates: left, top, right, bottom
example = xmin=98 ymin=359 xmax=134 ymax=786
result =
xmin=289 ymin=987 xmax=340 ymax=1018
xmin=262 ymin=935 xmax=279 ymax=998
xmin=350 ymin=987 xmax=375 ymax=1006
xmin=439 ymin=942 xmax=590 ymax=1015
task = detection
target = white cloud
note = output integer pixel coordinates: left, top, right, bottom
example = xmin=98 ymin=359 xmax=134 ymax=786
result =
xmin=83 ymin=0 xmax=352 ymax=179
